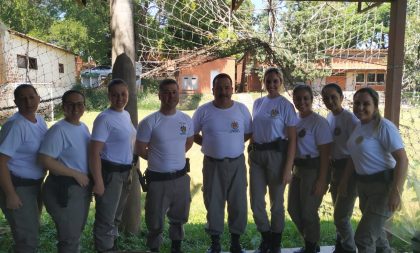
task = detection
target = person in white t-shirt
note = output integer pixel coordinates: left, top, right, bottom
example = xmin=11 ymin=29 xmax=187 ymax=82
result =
xmin=135 ymin=79 xmax=194 ymax=253
xmin=288 ymin=84 xmax=332 ymax=253
xmin=0 ymin=84 xmax=47 ymax=253
xmin=38 ymin=90 xmax=91 ymax=253
xmin=193 ymin=73 xmax=252 ymax=253
xmin=321 ymin=83 xmax=358 ymax=253
xmin=89 ymin=79 xmax=136 ymax=252
xmin=340 ymin=87 xmax=408 ymax=253
xmin=248 ymin=68 xmax=297 ymax=253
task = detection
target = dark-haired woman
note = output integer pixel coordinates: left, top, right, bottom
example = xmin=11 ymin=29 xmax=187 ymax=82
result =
xmin=39 ymin=90 xmax=91 ymax=253
xmin=90 ymin=79 xmax=136 ymax=252
xmin=321 ymin=83 xmax=358 ymax=253
xmin=249 ymin=68 xmax=297 ymax=253
xmin=288 ymin=85 xmax=332 ymax=253
xmin=340 ymin=87 xmax=408 ymax=253
xmin=0 ymin=84 xmax=47 ymax=253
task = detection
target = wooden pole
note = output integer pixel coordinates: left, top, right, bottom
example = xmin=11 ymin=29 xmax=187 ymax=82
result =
xmin=110 ymin=0 xmax=141 ymax=234
xmin=384 ymin=0 xmax=407 ymax=126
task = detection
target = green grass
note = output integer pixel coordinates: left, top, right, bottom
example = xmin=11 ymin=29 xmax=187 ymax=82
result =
xmin=0 ymin=92 xmax=417 ymax=252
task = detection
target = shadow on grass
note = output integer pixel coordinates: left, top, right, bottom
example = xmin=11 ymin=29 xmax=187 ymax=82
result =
xmin=0 ymin=195 xmax=411 ymax=253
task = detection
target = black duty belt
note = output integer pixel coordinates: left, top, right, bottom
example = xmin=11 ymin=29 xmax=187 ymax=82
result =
xmin=294 ymin=157 xmax=320 ymax=168
xmin=248 ymin=138 xmax=288 ymax=153
xmin=11 ymin=174 xmax=43 ymax=187
xmin=102 ymin=159 xmax=132 ymax=173
xmin=331 ymin=158 xmax=348 ymax=170
xmin=205 ymin=154 xmax=243 ymax=162
xmin=146 ymin=167 xmax=187 ymax=182
xmin=356 ymin=170 xmax=394 ymax=183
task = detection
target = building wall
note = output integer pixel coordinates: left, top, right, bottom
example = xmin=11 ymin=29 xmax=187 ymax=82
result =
xmin=325 ymin=75 xmax=346 ymax=90
xmin=177 ymin=57 xmax=235 ymax=94
xmin=0 ymin=28 xmax=76 ymax=113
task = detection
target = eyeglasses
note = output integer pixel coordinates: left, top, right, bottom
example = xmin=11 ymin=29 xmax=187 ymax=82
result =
xmin=64 ymin=102 xmax=85 ymax=108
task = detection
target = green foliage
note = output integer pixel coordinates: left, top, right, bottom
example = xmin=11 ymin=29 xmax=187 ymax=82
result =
xmin=73 ymin=85 xmax=109 ymax=111
xmin=0 ymin=0 xmax=111 ymax=64
xmin=140 ymin=78 xmax=160 ymax=94
xmin=178 ymin=93 xmax=203 ymax=110
xmin=137 ymin=91 xmax=161 ymax=110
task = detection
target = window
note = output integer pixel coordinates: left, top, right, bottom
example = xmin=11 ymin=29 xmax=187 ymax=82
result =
xmin=17 ymin=55 xmax=26 ymax=68
xmin=367 ymin=73 xmax=385 ymax=85
xmin=59 ymin=63 xmax=64 ymax=73
xmin=182 ymin=76 xmax=198 ymax=90
xmin=356 ymin=73 xmax=365 ymax=85
xmin=377 ymin=73 xmax=385 ymax=84
xmin=28 ymin=57 xmax=37 ymax=70
xmin=16 ymin=55 xmax=37 ymax=70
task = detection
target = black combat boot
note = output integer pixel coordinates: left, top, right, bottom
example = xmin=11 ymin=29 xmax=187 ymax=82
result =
xmin=230 ymin=233 xmax=246 ymax=253
xmin=171 ymin=240 xmax=182 ymax=253
xmin=270 ymin=232 xmax=282 ymax=253
xmin=254 ymin=231 xmax=271 ymax=253
xmin=207 ymin=235 xmax=221 ymax=253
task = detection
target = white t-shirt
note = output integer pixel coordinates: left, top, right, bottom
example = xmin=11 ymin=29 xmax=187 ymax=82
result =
xmin=347 ymin=118 xmax=404 ymax=175
xmin=326 ymin=109 xmax=359 ymax=159
xmin=252 ymin=95 xmax=297 ymax=143
xmin=137 ymin=110 xmax=193 ymax=173
xmin=295 ymin=112 xmax=333 ymax=159
xmin=0 ymin=112 xmax=47 ymax=179
xmin=39 ymin=119 xmax=90 ymax=174
xmin=91 ymin=108 xmax=136 ymax=165
xmin=193 ymin=101 xmax=252 ymax=159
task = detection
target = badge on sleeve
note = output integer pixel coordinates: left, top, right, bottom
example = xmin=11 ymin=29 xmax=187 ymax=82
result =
xmin=355 ymin=136 xmax=364 ymax=144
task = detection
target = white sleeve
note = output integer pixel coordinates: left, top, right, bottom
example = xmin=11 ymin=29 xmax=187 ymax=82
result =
xmin=136 ymin=117 xmax=153 ymax=143
xmin=39 ymin=124 xmax=65 ymax=158
xmin=91 ymin=114 xmax=109 ymax=143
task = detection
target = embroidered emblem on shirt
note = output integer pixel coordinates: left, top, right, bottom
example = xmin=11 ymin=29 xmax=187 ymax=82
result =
xmin=270 ymin=109 xmax=279 ymax=117
xmin=334 ymin=127 xmax=341 ymax=136
xmin=231 ymin=121 xmax=240 ymax=133
xmin=355 ymin=136 xmax=364 ymax=144
xmin=298 ymin=129 xmax=306 ymax=138
xmin=179 ymin=123 xmax=187 ymax=135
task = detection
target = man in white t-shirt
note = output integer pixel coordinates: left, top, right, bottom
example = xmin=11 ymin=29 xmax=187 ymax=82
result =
xmin=193 ymin=73 xmax=252 ymax=253
xmin=135 ymin=79 xmax=194 ymax=253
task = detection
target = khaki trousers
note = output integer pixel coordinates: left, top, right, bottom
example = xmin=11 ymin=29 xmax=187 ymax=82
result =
xmin=93 ymin=169 xmax=130 ymax=252
xmin=0 ymin=183 xmax=42 ymax=253
xmin=42 ymin=176 xmax=91 ymax=253
xmin=249 ymin=149 xmax=286 ymax=233
xmin=355 ymin=180 xmax=392 ymax=253
xmin=330 ymin=165 xmax=357 ymax=251
xmin=288 ymin=165 xmax=323 ymax=243
xmin=145 ymin=174 xmax=191 ymax=249
xmin=202 ymin=154 xmax=247 ymax=235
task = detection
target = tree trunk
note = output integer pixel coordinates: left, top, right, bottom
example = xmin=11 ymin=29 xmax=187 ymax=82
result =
xmin=110 ymin=0 xmax=141 ymax=234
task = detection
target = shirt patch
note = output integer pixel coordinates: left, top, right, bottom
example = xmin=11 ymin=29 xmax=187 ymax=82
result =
xmin=334 ymin=127 xmax=342 ymax=136
xmin=355 ymin=135 xmax=364 ymax=144
xmin=230 ymin=121 xmax=240 ymax=133
xmin=179 ymin=122 xmax=187 ymax=135
xmin=270 ymin=109 xmax=279 ymax=117
xmin=298 ymin=128 xmax=306 ymax=138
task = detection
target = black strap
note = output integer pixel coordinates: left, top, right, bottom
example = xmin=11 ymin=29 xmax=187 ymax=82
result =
xmin=11 ymin=174 xmax=43 ymax=187
xmin=356 ymin=170 xmax=394 ymax=183
xmin=101 ymin=159 xmax=131 ymax=172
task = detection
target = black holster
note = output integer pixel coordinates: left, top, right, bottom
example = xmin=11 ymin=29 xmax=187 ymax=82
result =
xmin=48 ymin=174 xmax=79 ymax=208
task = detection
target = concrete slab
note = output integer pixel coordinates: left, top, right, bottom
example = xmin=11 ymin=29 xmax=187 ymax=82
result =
xmin=221 ymin=246 xmax=335 ymax=253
